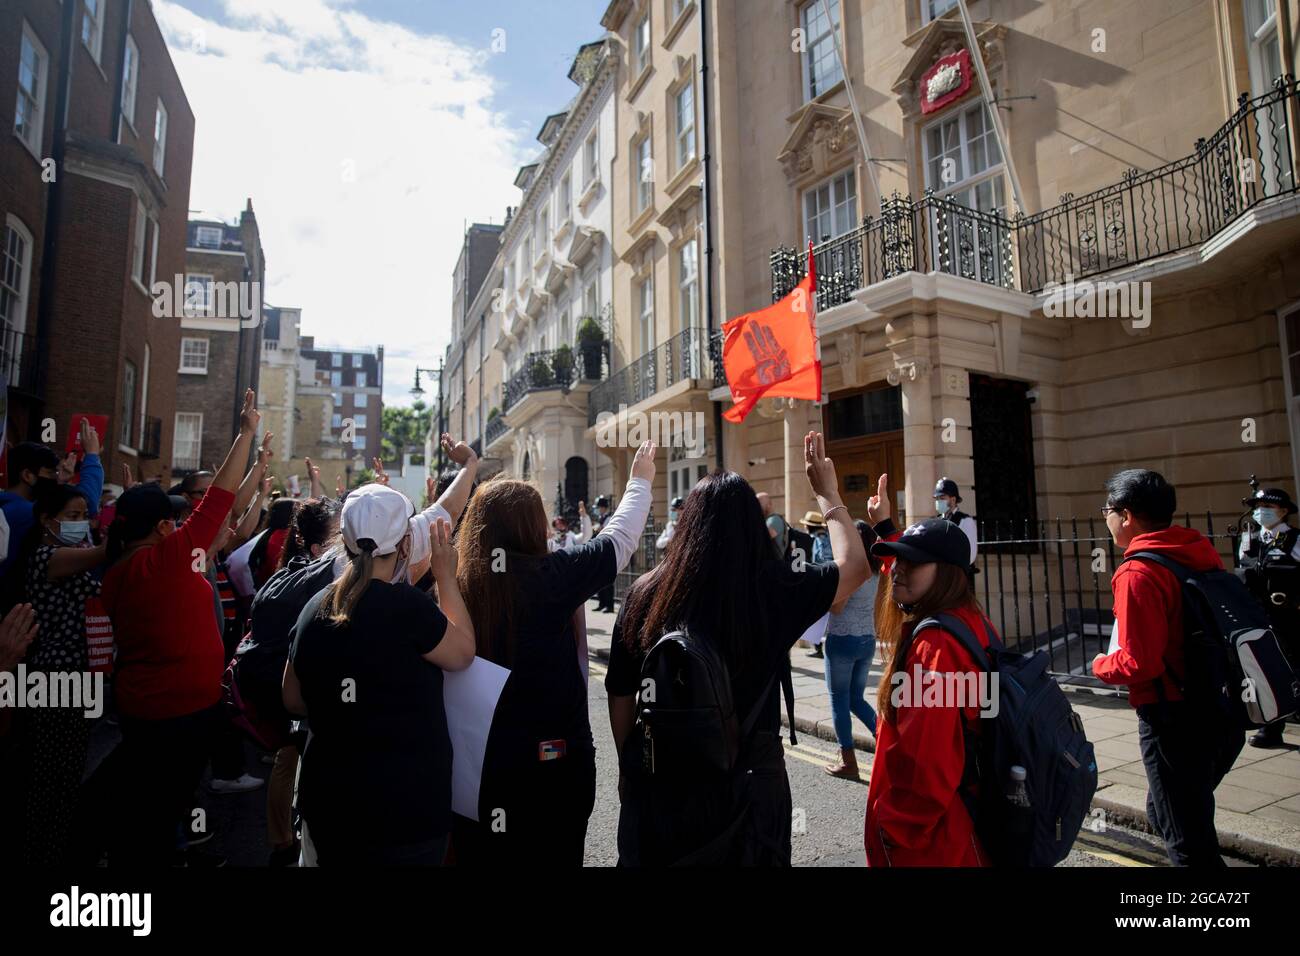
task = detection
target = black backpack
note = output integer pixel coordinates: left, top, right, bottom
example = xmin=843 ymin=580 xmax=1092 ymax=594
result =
xmin=913 ymin=612 xmax=1098 ymax=867
xmin=1124 ymin=551 xmax=1300 ymax=727
xmin=625 ymin=627 xmax=781 ymax=865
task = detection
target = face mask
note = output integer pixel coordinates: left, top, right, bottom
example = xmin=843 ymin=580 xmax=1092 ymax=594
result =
xmin=669 ymin=510 xmax=679 ymax=523
xmin=935 ymin=499 xmax=949 ymax=515
xmin=389 ymin=536 xmax=412 ymax=584
xmin=1255 ymin=507 xmax=1282 ymax=528
xmin=57 ymin=520 xmax=91 ymax=546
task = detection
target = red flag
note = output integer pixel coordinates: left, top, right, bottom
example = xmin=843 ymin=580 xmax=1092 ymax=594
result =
xmin=721 ymin=244 xmax=820 ymax=423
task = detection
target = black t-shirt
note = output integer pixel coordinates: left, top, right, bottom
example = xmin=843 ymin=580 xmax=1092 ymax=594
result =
xmin=289 ymin=580 xmax=450 ymax=847
xmin=605 ymin=558 xmax=840 ymax=735
xmin=483 ymin=536 xmax=617 ymax=776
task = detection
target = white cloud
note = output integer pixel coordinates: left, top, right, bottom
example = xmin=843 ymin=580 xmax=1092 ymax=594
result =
xmin=154 ymin=0 xmax=521 ymax=410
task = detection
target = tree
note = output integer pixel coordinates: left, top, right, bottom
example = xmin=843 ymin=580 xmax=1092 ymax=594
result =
xmin=382 ymin=400 xmax=432 ymax=464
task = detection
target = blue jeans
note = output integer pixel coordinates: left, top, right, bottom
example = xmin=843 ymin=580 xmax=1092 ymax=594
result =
xmin=822 ymin=633 xmax=878 ymax=748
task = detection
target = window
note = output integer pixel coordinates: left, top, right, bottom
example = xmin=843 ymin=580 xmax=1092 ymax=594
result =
xmin=583 ymin=278 xmax=599 ymax=320
xmin=801 ymin=0 xmax=843 ymax=101
xmin=355 ymin=371 xmax=368 ymax=388
xmin=558 ymin=296 xmax=571 ymax=346
xmin=1244 ymin=0 xmax=1292 ymax=193
xmin=148 ymin=218 xmax=159 ymax=286
xmin=634 ymin=12 xmax=651 ymax=75
xmin=634 ymin=136 xmax=653 ymax=213
xmin=153 ymin=100 xmax=168 ymax=177
xmin=331 ymin=391 xmax=343 ymax=406
xmin=332 ymin=413 xmax=343 ymax=428
xmin=194 ymin=226 xmax=222 ymax=249
xmin=352 ymin=353 xmax=363 ymax=368
xmin=332 ymin=353 xmax=342 ymax=367
xmin=173 ymin=413 xmax=203 ymax=471
xmin=184 ymin=274 xmax=213 ymax=315
xmin=675 ymin=83 xmax=696 ymax=170
xmin=330 ymin=371 xmax=342 ymax=387
xmin=922 ymin=0 xmax=959 ymax=23
xmin=121 ymin=36 xmax=139 ymax=131
xmin=1 ymin=217 xmax=33 ymax=387
xmin=673 ymin=0 xmax=689 ymax=19
xmin=638 ymin=276 xmax=655 ymax=353
xmin=82 ymin=0 xmax=103 ymax=64
xmin=584 ymin=131 xmax=599 ymax=187
xmin=179 ymin=337 xmax=209 ymax=373
xmin=923 ymin=103 xmax=1005 ymax=212
xmin=523 ymin=234 xmax=533 ymax=272
xmin=804 ymin=169 xmax=857 ymax=242
xmin=353 ymin=414 xmax=368 ymax=430
xmin=535 ymin=204 xmax=549 ymax=256
xmin=355 ymin=391 xmax=365 ymax=407
xmin=678 ymin=238 xmax=699 ymax=329
xmin=121 ymin=362 xmax=137 ymax=447
xmin=14 ymin=23 xmax=48 ymax=158
xmin=560 ymin=172 xmax=572 ymax=222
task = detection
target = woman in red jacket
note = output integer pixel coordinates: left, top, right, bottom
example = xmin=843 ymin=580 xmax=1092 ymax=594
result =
xmin=862 ymin=474 xmax=995 ymax=867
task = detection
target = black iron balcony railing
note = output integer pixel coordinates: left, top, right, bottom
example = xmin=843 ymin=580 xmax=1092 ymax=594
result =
xmin=485 ymin=414 xmax=507 ymax=446
xmin=0 ymin=328 xmax=42 ymax=396
xmin=772 ymin=76 xmax=1300 ymax=305
xmin=502 ymin=344 xmax=610 ymax=413
xmin=588 ymin=326 xmax=725 ymax=427
xmin=470 ymin=438 xmax=482 ymax=458
xmin=139 ymin=416 xmax=162 ymax=460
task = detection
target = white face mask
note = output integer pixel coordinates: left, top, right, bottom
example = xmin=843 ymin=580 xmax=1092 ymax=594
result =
xmin=56 ymin=520 xmax=91 ymax=546
xmin=388 ymin=534 xmax=413 ymax=584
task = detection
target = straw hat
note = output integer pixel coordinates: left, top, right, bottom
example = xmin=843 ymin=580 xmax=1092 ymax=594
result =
xmin=799 ymin=510 xmax=826 ymax=530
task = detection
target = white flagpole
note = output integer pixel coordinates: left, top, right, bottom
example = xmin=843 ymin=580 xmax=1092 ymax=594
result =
xmin=819 ymin=0 xmax=881 ymax=216
xmin=955 ymin=0 xmax=1027 ymax=214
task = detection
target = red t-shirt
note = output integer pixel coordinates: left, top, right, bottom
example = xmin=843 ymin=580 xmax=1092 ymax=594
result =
xmin=103 ymin=485 xmax=235 ymax=720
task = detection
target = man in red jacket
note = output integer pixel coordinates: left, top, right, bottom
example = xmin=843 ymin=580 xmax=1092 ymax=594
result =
xmin=1092 ymin=468 xmax=1244 ymax=866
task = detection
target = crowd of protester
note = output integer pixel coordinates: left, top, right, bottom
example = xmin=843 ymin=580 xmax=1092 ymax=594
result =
xmin=0 ymin=382 xmax=1292 ymax=869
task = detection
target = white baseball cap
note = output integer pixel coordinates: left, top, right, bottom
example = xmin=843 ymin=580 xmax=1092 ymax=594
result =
xmin=340 ymin=483 xmax=414 ymax=557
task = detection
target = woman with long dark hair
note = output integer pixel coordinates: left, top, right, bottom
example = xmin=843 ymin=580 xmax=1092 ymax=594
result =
xmin=606 ymin=432 xmax=868 ymax=865
xmin=451 ymin=441 xmax=657 ymax=865
xmin=862 ymin=474 xmax=997 ymax=867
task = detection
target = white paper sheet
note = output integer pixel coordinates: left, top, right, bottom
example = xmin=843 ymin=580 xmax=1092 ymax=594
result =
xmin=1106 ymin=619 xmax=1121 ymax=655
xmin=801 ymin=612 xmax=830 ymax=647
xmin=443 ymin=657 xmax=511 ymax=822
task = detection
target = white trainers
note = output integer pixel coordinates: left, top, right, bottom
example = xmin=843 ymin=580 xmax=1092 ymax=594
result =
xmin=208 ymin=773 xmax=265 ymax=794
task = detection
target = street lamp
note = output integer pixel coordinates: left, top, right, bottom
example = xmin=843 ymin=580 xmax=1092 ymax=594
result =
xmin=411 ymin=361 xmax=445 ymax=474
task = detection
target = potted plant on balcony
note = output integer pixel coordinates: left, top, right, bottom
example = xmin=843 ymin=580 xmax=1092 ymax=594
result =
xmin=551 ymin=344 xmax=575 ymax=387
xmin=577 ymin=317 xmax=606 ymax=380
xmin=529 ymin=354 xmax=555 ymax=389
xmin=488 ymin=406 xmax=500 ymax=420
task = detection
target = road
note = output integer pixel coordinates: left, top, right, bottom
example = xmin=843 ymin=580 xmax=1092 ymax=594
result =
xmin=185 ymin=651 xmax=1194 ymax=868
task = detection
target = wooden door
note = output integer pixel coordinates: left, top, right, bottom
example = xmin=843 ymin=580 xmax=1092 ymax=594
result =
xmin=827 ymin=433 xmax=905 ymax=528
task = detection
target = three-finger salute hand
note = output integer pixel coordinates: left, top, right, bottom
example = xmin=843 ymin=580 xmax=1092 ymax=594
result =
xmin=630 ymin=441 xmax=657 ymax=482
xmin=803 ymin=431 xmax=837 ymax=500
xmin=866 ymin=472 xmax=890 ymax=524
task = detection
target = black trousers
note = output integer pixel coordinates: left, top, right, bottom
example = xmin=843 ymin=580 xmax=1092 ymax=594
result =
xmin=595 ymin=583 xmax=615 ymax=611
xmin=1136 ymin=701 xmax=1244 ymax=867
xmin=83 ymin=705 xmax=219 ymax=866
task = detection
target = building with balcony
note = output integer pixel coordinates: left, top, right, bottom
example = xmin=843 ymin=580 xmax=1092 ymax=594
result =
xmin=172 ymin=206 xmax=265 ymax=475
xmin=478 ymin=37 xmax=619 ymax=518
xmin=595 ymin=0 xmax=721 ymax=518
xmin=1 ymin=0 xmax=195 ymax=485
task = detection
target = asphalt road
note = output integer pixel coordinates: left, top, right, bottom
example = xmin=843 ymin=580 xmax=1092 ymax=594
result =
xmin=172 ymin=652 xmax=1191 ymax=868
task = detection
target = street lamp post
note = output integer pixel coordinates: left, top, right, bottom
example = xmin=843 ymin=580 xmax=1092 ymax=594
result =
xmin=410 ymin=360 xmax=444 ymax=475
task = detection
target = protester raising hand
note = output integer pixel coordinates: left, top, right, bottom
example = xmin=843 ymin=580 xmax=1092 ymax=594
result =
xmin=121 ymin=462 xmax=135 ymax=491
xmin=79 ymin=418 xmax=102 ymax=456
xmin=866 ymin=472 xmax=890 ymax=525
xmin=372 ymin=458 xmax=390 ymax=486
xmin=803 ymin=431 xmax=868 ymax=606
xmin=630 ymin=439 xmax=657 ymax=482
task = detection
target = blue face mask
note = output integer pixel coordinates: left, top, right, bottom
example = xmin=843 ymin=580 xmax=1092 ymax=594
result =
xmin=57 ymin=520 xmax=91 ymax=546
xmin=669 ymin=510 xmax=679 ymax=523
xmin=935 ymin=498 xmax=950 ymax=515
xmin=1254 ymin=507 xmax=1282 ymax=528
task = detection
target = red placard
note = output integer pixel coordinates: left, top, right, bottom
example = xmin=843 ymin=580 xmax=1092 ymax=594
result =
xmin=66 ymin=414 xmax=108 ymax=458
xmin=920 ymin=49 xmax=973 ymax=115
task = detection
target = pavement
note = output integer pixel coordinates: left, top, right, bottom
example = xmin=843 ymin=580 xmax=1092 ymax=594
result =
xmin=583 ymin=604 xmax=1300 ymax=866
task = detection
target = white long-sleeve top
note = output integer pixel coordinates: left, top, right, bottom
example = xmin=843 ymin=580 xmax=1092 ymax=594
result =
xmin=599 ymin=477 xmax=652 ymax=570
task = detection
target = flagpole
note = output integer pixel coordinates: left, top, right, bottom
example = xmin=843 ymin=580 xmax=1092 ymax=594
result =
xmin=954 ymin=0 xmax=1027 ymax=214
xmin=818 ymin=0 xmax=881 ymax=217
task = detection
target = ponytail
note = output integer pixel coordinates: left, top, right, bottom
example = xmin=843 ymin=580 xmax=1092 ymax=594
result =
xmin=321 ymin=540 xmax=375 ymax=625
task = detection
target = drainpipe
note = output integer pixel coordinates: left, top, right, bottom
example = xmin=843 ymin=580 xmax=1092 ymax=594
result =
xmin=701 ymin=0 xmax=725 ymax=471
xmin=32 ymin=0 xmax=79 ymax=430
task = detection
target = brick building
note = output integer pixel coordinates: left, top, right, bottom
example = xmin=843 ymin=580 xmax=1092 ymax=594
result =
xmin=1 ymin=0 xmax=195 ymax=484
xmin=298 ymin=338 xmax=384 ymax=473
xmin=172 ymin=206 xmax=266 ymax=475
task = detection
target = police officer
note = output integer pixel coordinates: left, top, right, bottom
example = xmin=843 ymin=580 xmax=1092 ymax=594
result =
xmin=592 ymin=495 xmax=616 ymax=612
xmin=1238 ymin=486 xmax=1300 ymax=748
xmin=934 ymin=477 xmax=979 ymax=575
xmin=656 ymin=496 xmax=684 ymax=551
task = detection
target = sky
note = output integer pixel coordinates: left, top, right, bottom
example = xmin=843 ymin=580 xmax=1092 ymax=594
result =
xmin=154 ymin=0 xmax=611 ymax=408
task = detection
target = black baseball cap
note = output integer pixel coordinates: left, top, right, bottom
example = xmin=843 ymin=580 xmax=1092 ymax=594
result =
xmin=871 ymin=518 xmax=971 ymax=568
